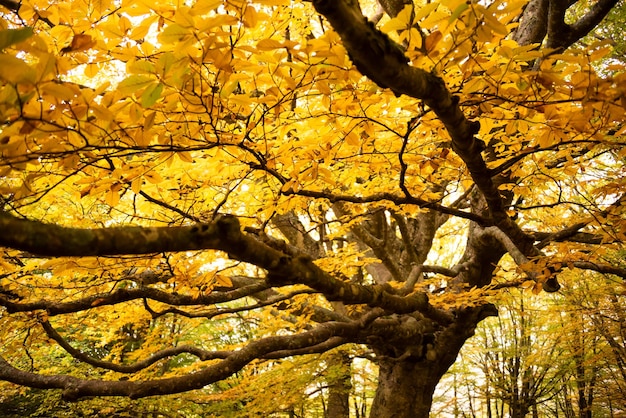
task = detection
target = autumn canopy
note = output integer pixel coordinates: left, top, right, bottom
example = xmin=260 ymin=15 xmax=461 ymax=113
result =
xmin=0 ymin=0 xmax=625 ymax=416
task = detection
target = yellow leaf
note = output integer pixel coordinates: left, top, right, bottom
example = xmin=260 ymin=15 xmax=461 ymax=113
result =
xmin=131 ymin=178 xmax=142 ymax=194
xmin=413 ymin=3 xmax=439 ymax=23
xmin=220 ymin=81 xmax=239 ymax=98
xmin=144 ymin=111 xmax=156 ymax=130
xmin=425 ymin=31 xmax=442 ymax=53
xmin=60 ymin=34 xmax=97 ymax=54
xmin=84 ymin=63 xmax=100 ymax=78
xmin=215 ymin=274 xmax=232 ymax=288
xmin=190 ymin=0 xmax=222 ymax=15
xmin=41 ymin=82 xmax=77 ymax=101
xmin=36 ymin=53 xmax=57 ymax=81
xmin=128 ymin=102 xmax=143 ymax=122
xmin=90 ymin=104 xmax=115 ymax=122
xmin=256 ymin=38 xmax=284 ymax=50
xmin=198 ymin=14 xmax=240 ymax=32
xmin=158 ymin=23 xmax=191 ymax=43
xmin=381 ymin=5 xmax=414 ymax=33
xmin=243 ymin=5 xmax=258 ymax=28
xmin=177 ymin=151 xmax=194 ymax=163
xmin=345 ymin=131 xmax=359 ymax=146
xmin=144 ymin=171 xmax=163 ymax=184
xmin=105 ymin=186 xmax=121 ymax=207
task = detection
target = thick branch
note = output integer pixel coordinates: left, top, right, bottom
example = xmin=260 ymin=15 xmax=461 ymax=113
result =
xmin=513 ymin=0 xmax=549 ymax=46
xmin=569 ymin=261 xmax=626 ymax=278
xmin=0 ymin=211 xmax=450 ymax=320
xmin=0 ymin=282 xmax=269 ymax=315
xmin=310 ymin=0 xmax=537 ymax=257
xmin=547 ymin=0 xmax=619 ymax=50
xmin=526 ymin=230 xmax=604 ymax=245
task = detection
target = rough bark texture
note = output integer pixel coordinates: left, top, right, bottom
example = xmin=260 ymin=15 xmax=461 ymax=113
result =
xmin=514 ymin=0 xmax=619 ymax=50
xmin=368 ymin=306 xmax=497 ymax=418
xmin=306 ymin=0 xmax=621 ymax=416
xmin=369 ymin=360 xmax=441 ymax=418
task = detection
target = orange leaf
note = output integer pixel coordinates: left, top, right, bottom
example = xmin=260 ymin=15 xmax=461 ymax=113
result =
xmin=61 ymin=34 xmax=96 ymax=54
xmin=425 ymin=31 xmax=442 ymax=53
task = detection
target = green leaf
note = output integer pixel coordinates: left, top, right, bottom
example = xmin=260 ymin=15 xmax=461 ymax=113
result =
xmin=128 ymin=60 xmax=156 ymax=74
xmin=157 ymin=52 xmax=176 ymax=77
xmin=141 ymin=82 xmax=163 ymax=107
xmin=0 ymin=54 xmax=36 ymax=83
xmin=158 ymin=24 xmax=190 ymax=44
xmin=0 ymin=27 xmax=34 ymax=50
xmin=117 ymin=75 xmax=155 ymax=94
xmin=449 ymin=3 xmax=469 ymax=23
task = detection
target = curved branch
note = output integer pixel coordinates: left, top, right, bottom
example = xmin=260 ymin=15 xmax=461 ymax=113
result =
xmin=569 ymin=261 xmax=626 ymax=278
xmin=283 ymin=188 xmax=489 ymax=225
xmin=146 ymin=288 xmax=318 ymax=320
xmin=0 ymin=320 xmax=363 ymax=400
xmin=526 ymin=230 xmax=604 ymax=245
xmin=310 ymin=0 xmax=539 ymax=258
xmin=547 ymin=0 xmax=619 ymax=50
xmin=0 ymin=281 xmax=270 ymax=315
xmin=40 ymin=320 xmax=216 ymax=373
xmin=262 ymin=336 xmax=348 ymax=359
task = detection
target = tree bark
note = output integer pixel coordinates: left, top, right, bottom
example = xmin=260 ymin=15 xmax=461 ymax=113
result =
xmin=368 ymin=305 xmax=497 ymax=417
xmin=369 ymin=358 xmax=446 ymax=418
xmin=325 ymin=352 xmax=352 ymax=418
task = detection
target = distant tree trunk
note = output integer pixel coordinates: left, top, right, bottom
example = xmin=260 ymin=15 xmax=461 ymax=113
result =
xmin=509 ymin=400 xmax=531 ymax=418
xmin=325 ymin=351 xmax=352 ymax=418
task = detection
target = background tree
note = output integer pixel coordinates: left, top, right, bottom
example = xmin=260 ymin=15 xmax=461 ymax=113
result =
xmin=434 ymin=270 xmax=626 ymax=418
xmin=0 ymin=0 xmax=625 ymax=417
xmin=480 ymin=293 xmax=565 ymax=417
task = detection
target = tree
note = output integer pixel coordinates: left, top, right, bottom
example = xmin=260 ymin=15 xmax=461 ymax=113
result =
xmin=435 ymin=270 xmax=626 ymax=418
xmin=449 ymin=291 xmax=569 ymax=418
xmin=559 ymin=270 xmax=626 ymax=416
xmin=0 ymin=0 xmax=625 ymax=416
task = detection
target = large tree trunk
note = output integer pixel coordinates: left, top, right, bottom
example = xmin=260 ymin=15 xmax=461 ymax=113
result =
xmin=369 ymin=358 xmax=449 ymax=418
xmin=369 ymin=306 xmax=497 ymax=417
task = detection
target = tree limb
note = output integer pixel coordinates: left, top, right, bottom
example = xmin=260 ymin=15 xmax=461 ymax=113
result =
xmin=310 ymin=0 xmax=539 ymax=259
xmin=40 ymin=320 xmax=217 ymax=373
xmin=0 ymin=320 xmax=363 ymax=400
xmin=0 ymin=211 xmax=452 ymax=321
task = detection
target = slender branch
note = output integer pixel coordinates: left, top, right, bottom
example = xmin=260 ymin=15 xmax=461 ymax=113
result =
xmin=40 ymin=320 xmax=216 ymax=373
xmin=0 ymin=320 xmax=363 ymax=400
xmin=284 ymin=188 xmax=489 ymax=225
xmin=0 ymin=282 xmax=270 ymax=315
xmin=139 ymin=191 xmax=202 ymax=223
